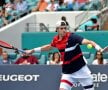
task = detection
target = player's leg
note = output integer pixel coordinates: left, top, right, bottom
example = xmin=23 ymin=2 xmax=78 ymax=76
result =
xmin=84 ymin=87 xmax=94 ymax=90
xmin=81 ymin=77 xmax=94 ymax=90
xmin=77 ymin=66 xmax=94 ymax=90
xmin=59 ymin=74 xmax=75 ymax=90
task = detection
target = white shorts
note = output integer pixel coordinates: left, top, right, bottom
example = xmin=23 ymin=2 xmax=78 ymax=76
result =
xmin=60 ymin=65 xmax=93 ymax=90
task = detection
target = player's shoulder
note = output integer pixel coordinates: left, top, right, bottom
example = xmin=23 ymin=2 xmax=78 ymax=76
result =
xmin=70 ymin=32 xmax=82 ymax=37
xmin=69 ymin=32 xmax=76 ymax=37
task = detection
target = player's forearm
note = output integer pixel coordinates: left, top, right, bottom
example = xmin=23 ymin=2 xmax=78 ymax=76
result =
xmin=82 ymin=39 xmax=102 ymax=51
xmin=26 ymin=44 xmax=52 ymax=54
xmin=33 ymin=44 xmax=52 ymax=52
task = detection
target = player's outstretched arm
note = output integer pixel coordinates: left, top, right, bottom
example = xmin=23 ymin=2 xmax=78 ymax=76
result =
xmin=82 ymin=39 xmax=103 ymax=52
xmin=25 ymin=44 xmax=53 ymax=54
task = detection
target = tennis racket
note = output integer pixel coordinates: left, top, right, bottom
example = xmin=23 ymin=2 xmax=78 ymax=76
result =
xmin=102 ymin=46 xmax=108 ymax=53
xmin=0 ymin=40 xmax=25 ymax=53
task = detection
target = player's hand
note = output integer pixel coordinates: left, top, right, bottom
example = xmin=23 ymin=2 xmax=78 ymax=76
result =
xmin=99 ymin=49 xmax=103 ymax=53
xmin=25 ymin=49 xmax=34 ymax=54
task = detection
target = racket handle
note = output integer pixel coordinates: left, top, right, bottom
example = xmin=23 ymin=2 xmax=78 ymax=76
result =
xmin=18 ymin=49 xmax=25 ymax=53
xmin=12 ymin=46 xmax=25 ymax=53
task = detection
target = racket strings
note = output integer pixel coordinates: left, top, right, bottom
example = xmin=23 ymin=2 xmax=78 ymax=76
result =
xmin=0 ymin=40 xmax=12 ymax=49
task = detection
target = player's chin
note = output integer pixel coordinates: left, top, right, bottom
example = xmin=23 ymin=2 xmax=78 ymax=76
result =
xmin=63 ymin=32 xmax=66 ymax=35
xmin=61 ymin=34 xmax=65 ymax=37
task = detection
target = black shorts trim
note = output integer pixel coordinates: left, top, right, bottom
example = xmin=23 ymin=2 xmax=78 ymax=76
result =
xmin=83 ymin=84 xmax=94 ymax=89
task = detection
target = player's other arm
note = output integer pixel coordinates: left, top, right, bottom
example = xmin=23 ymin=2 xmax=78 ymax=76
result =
xmin=82 ymin=39 xmax=103 ymax=51
xmin=26 ymin=44 xmax=53 ymax=54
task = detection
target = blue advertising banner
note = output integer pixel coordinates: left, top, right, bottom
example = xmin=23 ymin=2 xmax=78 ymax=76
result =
xmin=0 ymin=65 xmax=62 ymax=90
xmin=0 ymin=65 xmax=108 ymax=90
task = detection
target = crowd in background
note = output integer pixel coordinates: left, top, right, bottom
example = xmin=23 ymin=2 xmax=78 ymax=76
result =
xmin=0 ymin=0 xmax=107 ymax=28
xmin=0 ymin=0 xmax=29 ymax=27
xmin=0 ymin=49 xmax=108 ymax=65
xmin=0 ymin=49 xmax=39 ymax=65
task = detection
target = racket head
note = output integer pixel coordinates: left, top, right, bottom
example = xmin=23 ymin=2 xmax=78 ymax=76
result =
xmin=103 ymin=46 xmax=108 ymax=53
xmin=0 ymin=40 xmax=25 ymax=53
xmin=0 ymin=40 xmax=13 ymax=49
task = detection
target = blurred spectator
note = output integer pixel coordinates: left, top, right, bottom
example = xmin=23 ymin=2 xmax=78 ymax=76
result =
xmin=0 ymin=0 xmax=6 ymax=7
xmin=90 ymin=0 xmax=102 ymax=10
xmin=46 ymin=0 xmax=58 ymax=11
xmin=73 ymin=0 xmax=90 ymax=10
xmin=61 ymin=16 xmax=70 ymax=30
xmin=64 ymin=0 xmax=74 ymax=10
xmin=15 ymin=0 xmax=28 ymax=13
xmin=57 ymin=0 xmax=67 ymax=11
xmin=47 ymin=52 xmax=62 ymax=65
xmin=32 ymin=0 xmax=48 ymax=12
xmin=92 ymin=51 xmax=108 ymax=65
xmin=0 ymin=7 xmax=9 ymax=25
xmin=85 ymin=18 xmax=99 ymax=31
xmin=4 ymin=0 xmax=16 ymax=14
xmin=77 ymin=15 xmax=99 ymax=32
xmin=0 ymin=51 xmax=11 ymax=64
xmin=15 ymin=49 xmax=39 ymax=65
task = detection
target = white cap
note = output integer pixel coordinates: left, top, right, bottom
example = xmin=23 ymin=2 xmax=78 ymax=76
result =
xmin=56 ymin=20 xmax=66 ymax=27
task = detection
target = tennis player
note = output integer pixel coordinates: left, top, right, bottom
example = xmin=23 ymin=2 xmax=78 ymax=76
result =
xmin=26 ymin=20 xmax=103 ymax=90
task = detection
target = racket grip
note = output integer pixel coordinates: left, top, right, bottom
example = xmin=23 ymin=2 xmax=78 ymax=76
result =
xmin=18 ymin=49 xmax=25 ymax=53
xmin=12 ymin=46 xmax=25 ymax=53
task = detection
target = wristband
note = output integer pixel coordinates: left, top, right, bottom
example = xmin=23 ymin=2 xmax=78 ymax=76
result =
xmin=95 ymin=45 xmax=101 ymax=51
xmin=34 ymin=47 xmax=41 ymax=52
